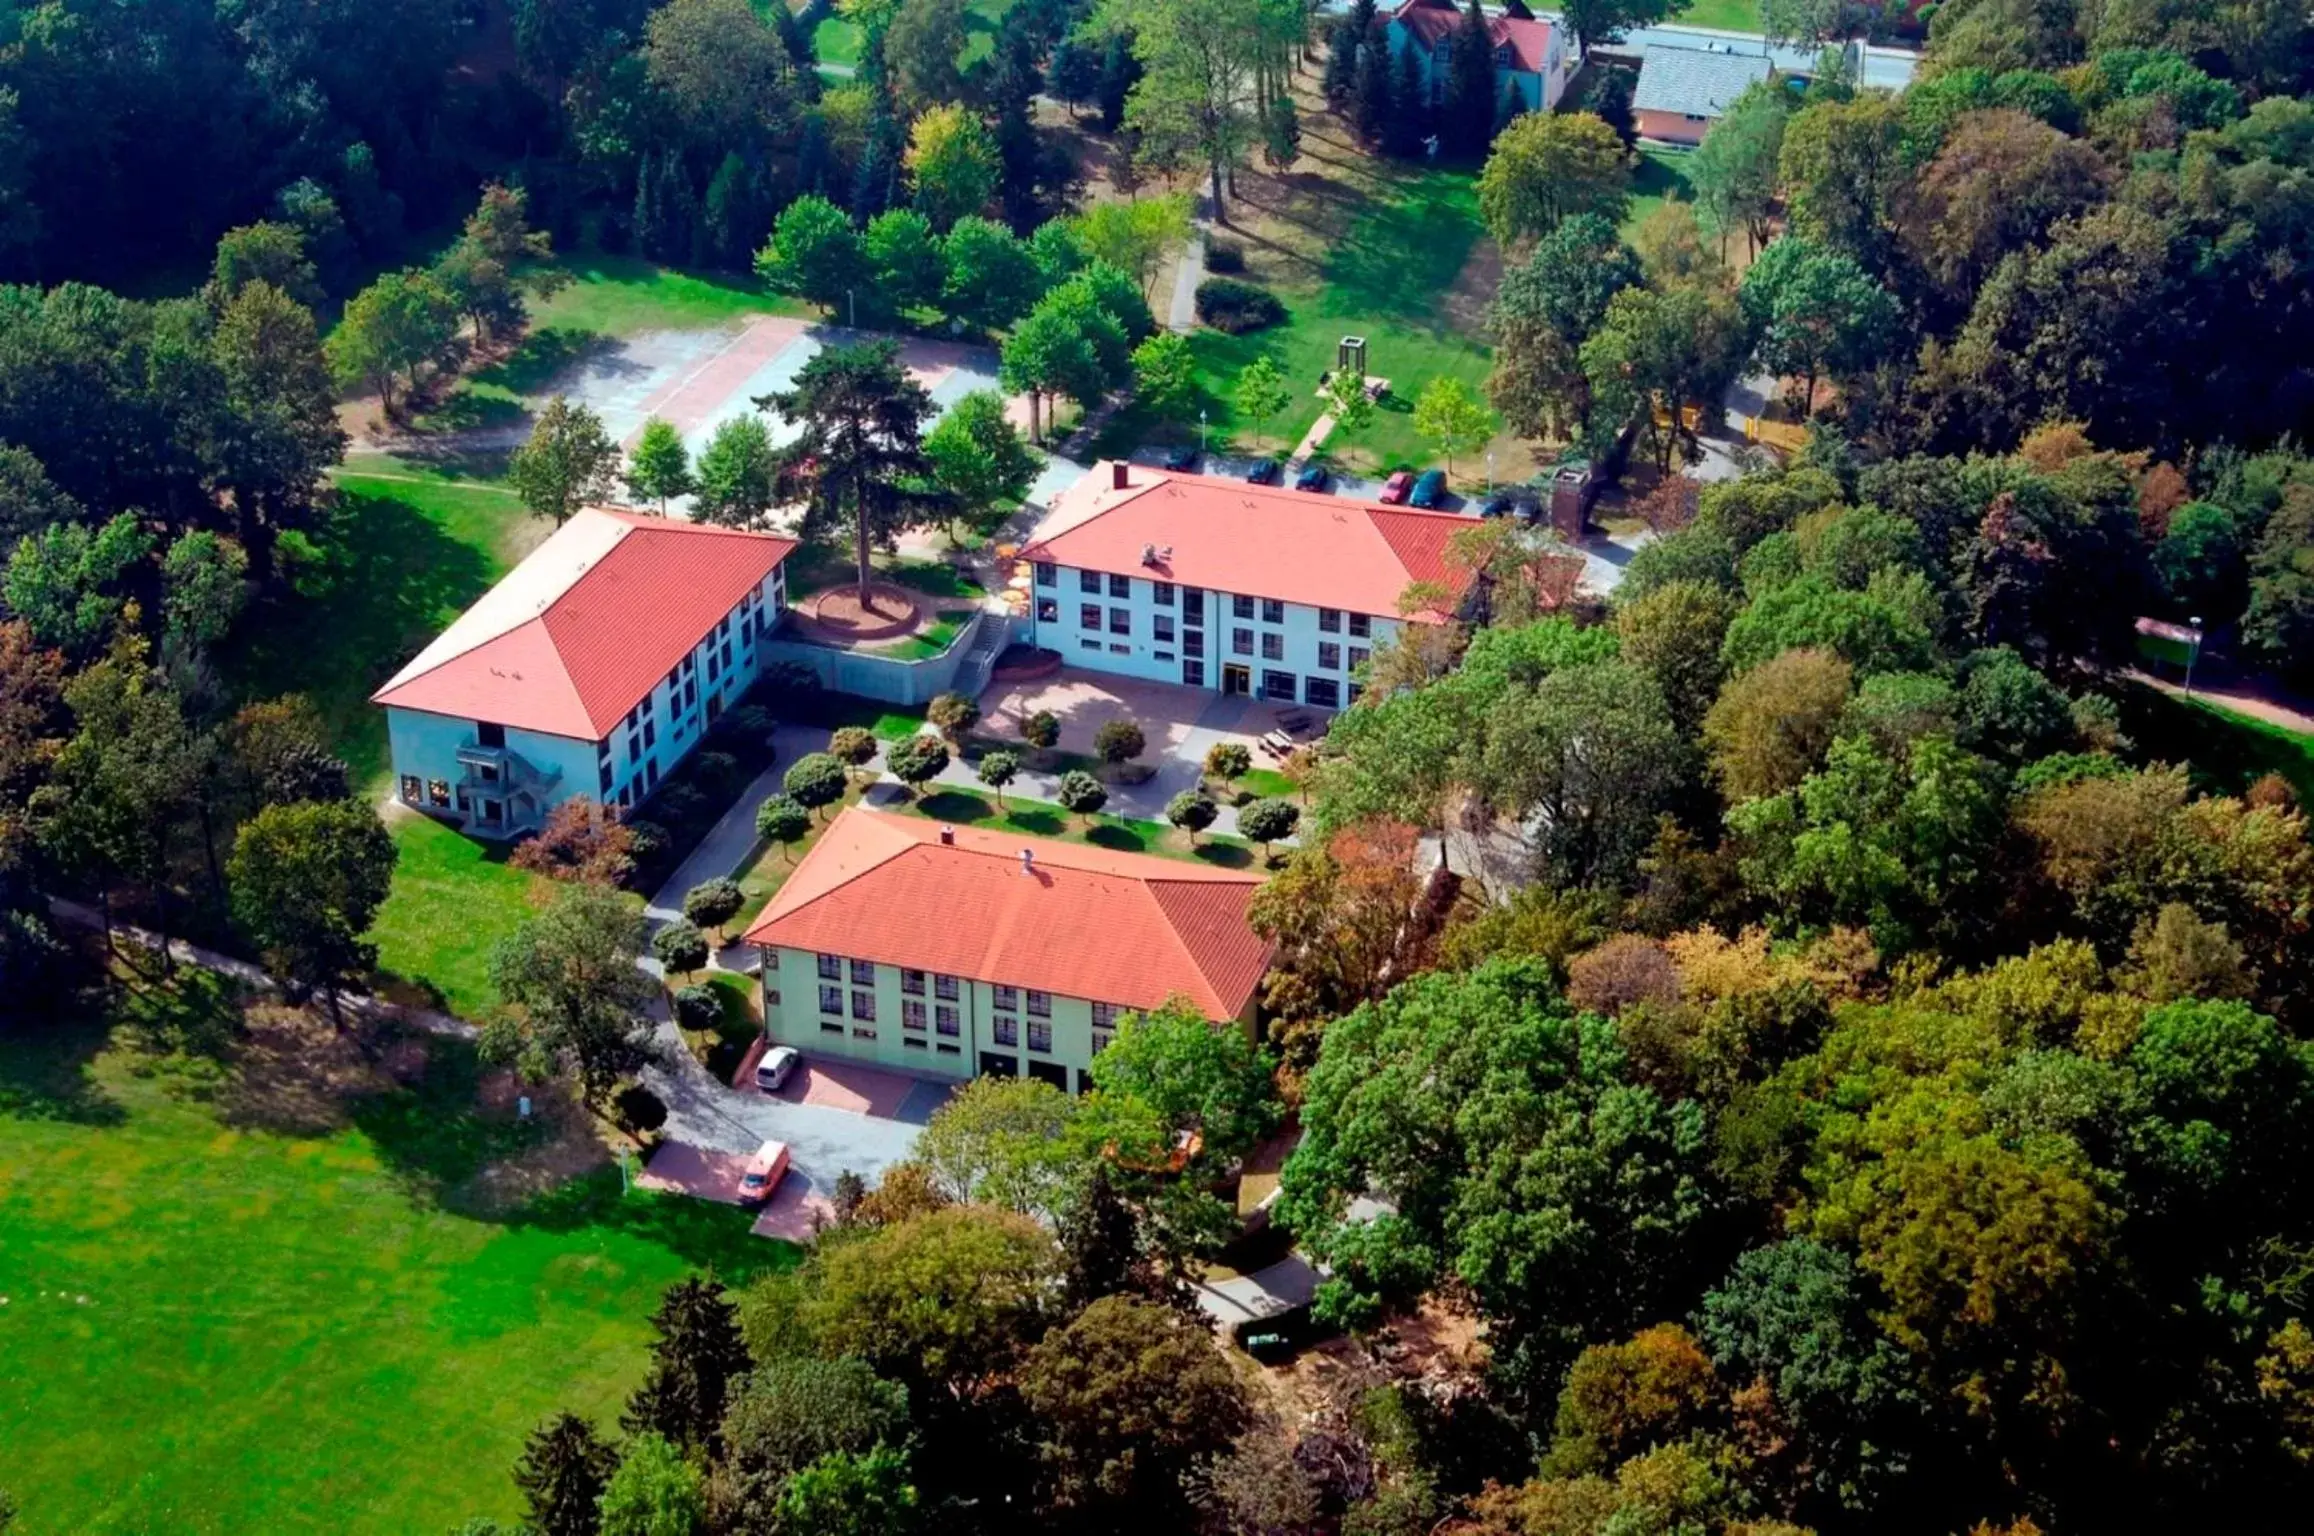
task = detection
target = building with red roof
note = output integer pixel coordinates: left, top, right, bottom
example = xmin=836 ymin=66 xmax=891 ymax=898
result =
xmin=373 ymin=507 xmax=796 ymax=837
xmin=743 ymin=806 xmax=1273 ymax=1090
xmin=1019 ymin=461 xmax=1478 ymax=708
xmin=1386 ymin=0 xmax=1573 ymax=118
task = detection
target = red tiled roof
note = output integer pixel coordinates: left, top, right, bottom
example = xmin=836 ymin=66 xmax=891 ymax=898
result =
xmin=1391 ymin=0 xmax=1554 ymax=76
xmin=1022 ymin=464 xmax=1476 ymax=623
xmin=372 ymin=509 xmax=796 ymax=742
xmin=741 ymin=807 xmax=1274 ymax=1020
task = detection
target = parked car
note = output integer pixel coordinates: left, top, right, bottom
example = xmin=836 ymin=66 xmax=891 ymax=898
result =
xmin=1295 ymin=463 xmax=1330 ymax=493
xmin=1409 ymin=469 xmax=1447 ymax=509
xmin=739 ymin=1138 xmax=791 ymax=1205
xmin=1160 ymin=445 xmax=1199 ymax=472
xmin=1245 ymin=458 xmax=1281 ymax=485
xmin=1378 ymin=470 xmax=1414 ymax=504
xmin=754 ymin=1044 xmax=800 ymax=1093
xmin=1480 ymin=492 xmax=1515 ymax=518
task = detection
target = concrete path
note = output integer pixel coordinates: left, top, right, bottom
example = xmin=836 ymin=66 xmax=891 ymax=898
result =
xmin=1167 ymin=193 xmax=1210 ymax=335
xmin=2129 ymin=669 xmax=2314 ymax=737
xmin=44 ymin=898 xmax=475 ymax=1039
xmin=644 ymin=722 xmax=834 ymax=924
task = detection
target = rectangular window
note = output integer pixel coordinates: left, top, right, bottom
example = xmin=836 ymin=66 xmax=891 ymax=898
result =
xmin=763 ymin=952 xmax=778 ymax=971
xmin=1109 ymin=607 xmax=1131 ymax=635
xmin=1091 ymin=1001 xmax=1120 ymax=1027
xmin=400 ymin=775 xmax=423 ymax=804
xmin=822 ymin=1020 xmax=845 ymax=1035
xmin=1080 ymin=603 xmax=1102 ymax=629
xmin=477 ymin=721 xmax=506 ymax=749
xmin=1349 ymin=646 xmax=1370 ymax=673
xmin=851 ymin=989 xmax=876 ymax=1021
xmin=1306 ymin=676 xmax=1342 ymax=708
xmin=935 ymin=973 xmax=959 ymax=1001
xmin=819 ymin=984 xmax=843 ymax=1015
xmin=1318 ymin=641 xmax=1341 ymax=671
xmin=993 ymin=1016 xmax=1018 ymax=1047
xmin=1182 ymin=589 xmax=1204 ymax=624
xmin=902 ymin=968 xmax=926 ymax=995
xmin=1319 ymin=607 xmax=1342 ymax=633
xmin=598 ymin=759 xmax=613 ymax=795
xmin=1108 ymin=642 xmax=1130 ymax=654
xmin=1232 ymin=627 xmax=1253 ymax=656
xmin=1080 ymin=638 xmax=1101 ymax=651
xmin=902 ymin=999 xmax=927 ymax=1030
xmin=642 ymin=719 xmax=657 ymax=750
xmin=1091 ymin=1028 xmax=1114 ymax=1057
xmin=1036 ymin=561 xmax=1057 ymax=587
xmin=1029 ymin=1020 xmax=1053 ymax=1054
xmin=1184 ymin=659 xmax=1205 ymax=686
xmin=1080 ymin=569 xmax=1102 ymax=593
xmin=1350 ymin=613 xmax=1372 ymax=638
xmin=1349 ymin=681 xmax=1365 ymax=703
xmin=818 ymin=954 xmax=842 ymax=980
xmin=1154 ymin=581 xmax=1175 ymax=606
xmin=852 ymin=1026 xmax=877 ymax=1040
xmin=1027 ymin=989 xmax=1052 ymax=1017
xmin=428 ymin=779 xmax=451 ymax=807
xmin=1037 ymin=597 xmax=1058 ymax=623
xmin=1232 ymin=594 xmax=1254 ymax=620
xmin=1108 ymin=573 xmax=1132 ymax=598
xmin=1263 ymin=669 xmax=1298 ymax=701
xmin=938 ymin=1042 xmax=961 ymax=1055
xmin=1184 ymin=628 xmax=1205 ymax=658
xmin=1262 ymin=598 xmax=1285 ymax=625
xmin=904 ymin=1036 xmax=928 ymax=1051
xmin=1261 ymin=632 xmax=1284 ymax=661
xmin=993 ymin=984 xmax=1019 ymax=1010
xmin=1154 ymin=615 xmax=1175 ymax=643
xmin=936 ymin=1009 xmax=961 ymax=1038
xmin=850 ymin=957 xmax=875 ymax=984
xmin=1155 ymin=651 xmax=1174 ymax=663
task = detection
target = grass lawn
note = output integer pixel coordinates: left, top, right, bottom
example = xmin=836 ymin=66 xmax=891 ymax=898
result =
xmin=1096 ymin=159 xmax=1495 ymax=476
xmin=1238 ymin=767 xmax=1303 ymax=801
xmin=870 ymin=610 xmax=973 ymax=661
xmin=366 ymin=813 xmax=559 ymax=1017
xmin=0 ymin=989 xmax=793 ymax=1536
xmin=2118 ymin=680 xmax=2314 ymax=803
xmin=1676 ymin=0 xmax=1766 ymax=31
xmin=220 ymin=460 xmax=534 ymax=791
xmin=1627 ymin=147 xmax=1702 ymax=235
xmin=813 ymin=14 xmax=862 ymax=66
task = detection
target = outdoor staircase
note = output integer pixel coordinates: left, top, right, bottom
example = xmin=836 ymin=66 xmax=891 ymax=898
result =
xmin=952 ymin=611 xmax=1015 ymax=699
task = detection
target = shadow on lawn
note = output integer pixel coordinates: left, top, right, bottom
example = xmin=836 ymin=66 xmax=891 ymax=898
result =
xmin=513 ymin=1167 xmax=800 ymax=1280
xmin=0 ymin=994 xmax=127 ymax=1126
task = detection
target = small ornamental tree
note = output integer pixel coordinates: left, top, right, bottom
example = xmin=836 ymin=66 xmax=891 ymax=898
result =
xmin=829 ymin=725 xmax=879 ymax=779
xmin=886 ymin=734 xmax=950 ymax=797
xmin=653 ymin=918 xmax=710 ymax=982
xmin=1166 ymin=790 xmax=1219 ymax=846
xmin=512 ymin=1413 xmax=618 ymax=1536
xmin=1093 ymin=718 xmax=1145 ymax=768
xmin=1238 ymin=797 xmax=1300 ymax=858
xmin=756 ymin=794 xmax=812 ymax=858
xmin=927 ymin=691 xmax=981 ymax=745
xmin=682 ymin=877 xmax=745 ymax=943
xmin=978 ymin=748 xmax=1021 ymax=807
xmin=1022 ymin=709 xmax=1062 ymax=756
xmin=509 ymin=396 xmax=621 ymax=526
xmin=1203 ymin=741 xmax=1251 ymax=787
xmin=784 ymin=752 xmax=848 ymax=820
xmin=1058 ymin=769 xmax=1109 ymax=827
xmin=672 ymin=983 xmax=723 ymax=1033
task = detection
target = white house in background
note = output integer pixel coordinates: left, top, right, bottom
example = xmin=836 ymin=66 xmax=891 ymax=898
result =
xmin=372 ymin=508 xmax=796 ymax=838
xmin=1387 ymin=0 xmax=1575 ymax=115
xmin=1631 ymin=44 xmax=1776 ymax=145
xmin=1018 ymin=461 xmax=1478 ymax=710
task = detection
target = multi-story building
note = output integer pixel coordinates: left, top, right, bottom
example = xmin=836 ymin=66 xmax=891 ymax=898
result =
xmin=740 ymin=807 xmax=1273 ymax=1092
xmin=1386 ymin=0 xmax=1574 ymax=117
xmin=1019 ymin=462 xmax=1477 ymax=708
xmin=373 ymin=507 xmax=795 ymax=838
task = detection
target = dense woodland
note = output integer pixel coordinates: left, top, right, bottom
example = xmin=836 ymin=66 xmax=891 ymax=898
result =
xmin=13 ymin=1 xmax=2314 ymax=1535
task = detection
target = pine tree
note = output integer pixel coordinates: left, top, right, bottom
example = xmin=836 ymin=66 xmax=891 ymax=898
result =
xmin=1385 ymin=28 xmax=1431 ymax=158
xmin=702 ymin=153 xmax=762 ymax=270
xmin=621 ymin=1277 xmax=751 ymax=1455
xmin=852 ymin=110 xmax=903 ymax=224
xmin=1496 ymin=76 xmax=1527 ymax=138
xmin=1351 ymin=25 xmax=1392 ymax=146
xmin=796 ymin=115 xmax=832 ymax=198
xmin=512 ymin=1413 xmax=617 ymax=1536
xmin=1097 ymin=31 xmax=1140 ymax=132
xmin=1445 ymin=0 xmax=1499 ymax=159
xmin=1323 ymin=15 xmax=1360 ymax=109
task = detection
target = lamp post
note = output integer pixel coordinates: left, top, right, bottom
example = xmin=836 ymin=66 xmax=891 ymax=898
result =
xmin=1199 ymin=409 xmax=1208 ymax=459
xmin=1486 ymin=451 xmax=1494 ymax=495
xmin=2184 ymin=615 xmax=2205 ymax=696
xmin=847 ymin=290 xmax=856 ymax=329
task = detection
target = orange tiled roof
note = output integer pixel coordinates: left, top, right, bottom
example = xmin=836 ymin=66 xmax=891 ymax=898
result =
xmin=1022 ymin=463 xmax=1476 ymax=623
xmin=741 ymin=807 xmax=1274 ymax=1019
xmin=1391 ymin=0 xmax=1555 ymax=76
xmin=372 ymin=509 xmax=796 ymax=742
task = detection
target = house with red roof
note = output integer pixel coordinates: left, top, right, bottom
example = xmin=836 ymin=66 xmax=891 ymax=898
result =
xmin=1387 ymin=0 xmax=1573 ymax=117
xmin=742 ymin=806 xmax=1274 ymax=1090
xmin=372 ymin=507 xmax=796 ymax=838
xmin=1019 ymin=461 xmax=1478 ymax=709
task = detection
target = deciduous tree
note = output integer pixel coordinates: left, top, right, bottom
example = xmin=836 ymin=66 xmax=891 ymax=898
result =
xmin=1477 ymin=110 xmax=1630 ymax=246
xmin=508 ymin=396 xmax=621 ymax=525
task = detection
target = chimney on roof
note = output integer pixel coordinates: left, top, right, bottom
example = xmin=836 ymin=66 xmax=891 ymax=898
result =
xmin=1112 ymin=461 xmax=1131 ymax=490
xmin=1141 ymin=542 xmax=1158 ymax=566
xmin=1019 ymin=848 xmax=1035 ymax=875
xmin=939 ymin=824 xmax=955 ymax=845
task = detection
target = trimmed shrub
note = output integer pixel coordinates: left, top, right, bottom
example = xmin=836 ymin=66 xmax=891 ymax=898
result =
xmin=1204 ymin=241 xmax=1245 ymax=274
xmin=671 ymin=983 xmax=723 ymax=1033
xmin=614 ymin=1082 xmax=668 ymax=1134
xmin=1194 ymin=277 xmax=1285 ymax=334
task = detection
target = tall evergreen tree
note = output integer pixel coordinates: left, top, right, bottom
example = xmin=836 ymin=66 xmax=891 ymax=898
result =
xmin=1445 ymin=0 xmax=1500 ymax=158
xmin=761 ymin=339 xmax=946 ymax=598
xmin=1097 ymin=31 xmax=1141 ymax=131
xmin=1351 ymin=25 xmax=1393 ymax=146
xmin=622 ymin=1277 xmax=752 ymax=1455
xmin=852 ymin=110 xmax=904 ymax=224
xmin=512 ymin=1413 xmax=617 ymax=1536
xmin=1385 ymin=28 xmax=1431 ymax=158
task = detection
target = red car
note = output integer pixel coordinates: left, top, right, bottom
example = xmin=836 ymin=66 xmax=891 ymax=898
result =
xmin=1378 ymin=470 xmax=1414 ymax=504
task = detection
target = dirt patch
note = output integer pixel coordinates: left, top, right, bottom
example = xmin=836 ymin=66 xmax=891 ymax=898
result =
xmin=1443 ymin=236 xmax=1505 ymax=343
xmin=216 ymin=1004 xmax=402 ymax=1136
xmin=1250 ymin=1295 xmax=1490 ymax=1424
xmin=793 ymin=581 xmax=928 ymax=643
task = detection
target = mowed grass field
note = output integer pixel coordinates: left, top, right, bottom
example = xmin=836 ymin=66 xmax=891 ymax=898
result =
xmin=0 ymin=993 xmax=791 ymax=1536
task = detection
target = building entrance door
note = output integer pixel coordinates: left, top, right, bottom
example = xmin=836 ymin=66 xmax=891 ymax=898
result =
xmin=1222 ymin=663 xmax=1251 ymax=696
